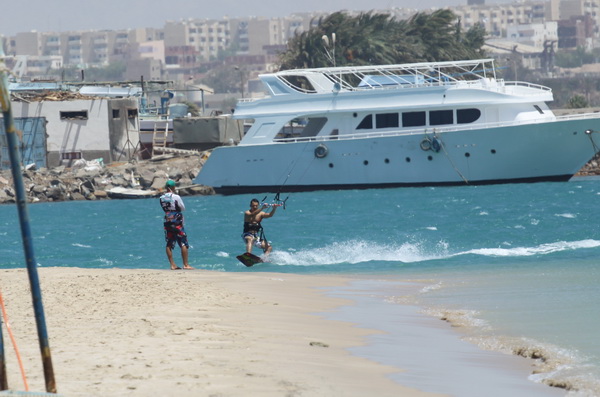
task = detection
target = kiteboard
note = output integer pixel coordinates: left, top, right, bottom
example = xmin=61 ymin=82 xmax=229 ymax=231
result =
xmin=236 ymin=252 xmax=263 ymax=267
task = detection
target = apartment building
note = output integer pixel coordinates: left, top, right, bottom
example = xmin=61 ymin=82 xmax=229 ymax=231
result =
xmin=164 ymin=19 xmax=231 ymax=61
xmin=453 ymin=1 xmax=550 ymax=37
xmin=506 ymin=21 xmax=559 ymax=48
xmin=5 ymin=0 xmax=600 ymax=82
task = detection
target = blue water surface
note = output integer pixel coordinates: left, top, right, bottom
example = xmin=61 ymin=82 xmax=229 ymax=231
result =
xmin=2 ymin=178 xmax=600 ymax=394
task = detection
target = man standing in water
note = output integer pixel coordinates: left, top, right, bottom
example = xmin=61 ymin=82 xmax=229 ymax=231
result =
xmin=243 ymin=198 xmax=277 ymax=255
xmin=160 ymin=180 xmax=193 ymax=270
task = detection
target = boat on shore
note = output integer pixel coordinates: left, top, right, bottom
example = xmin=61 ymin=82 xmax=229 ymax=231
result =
xmin=194 ymin=59 xmax=600 ymax=194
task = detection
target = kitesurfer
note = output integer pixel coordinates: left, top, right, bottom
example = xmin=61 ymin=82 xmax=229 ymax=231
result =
xmin=242 ymin=198 xmax=277 ymax=255
xmin=160 ymin=180 xmax=193 ymax=270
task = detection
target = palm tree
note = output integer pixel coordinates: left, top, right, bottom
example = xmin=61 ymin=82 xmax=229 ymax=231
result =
xmin=278 ymin=10 xmax=487 ymax=70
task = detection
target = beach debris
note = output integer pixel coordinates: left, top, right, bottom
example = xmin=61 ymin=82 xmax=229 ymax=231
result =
xmin=309 ymin=341 xmax=329 ymax=348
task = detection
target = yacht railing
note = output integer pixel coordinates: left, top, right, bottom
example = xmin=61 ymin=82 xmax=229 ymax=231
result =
xmin=503 ymin=81 xmax=552 ymax=93
xmin=274 ymin=59 xmax=499 ymax=93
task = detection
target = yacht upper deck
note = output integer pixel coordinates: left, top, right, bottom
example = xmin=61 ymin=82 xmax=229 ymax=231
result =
xmin=255 ymin=59 xmax=551 ymax=98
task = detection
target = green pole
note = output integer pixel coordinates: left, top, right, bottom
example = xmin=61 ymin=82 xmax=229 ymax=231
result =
xmin=0 ymin=44 xmax=56 ymax=394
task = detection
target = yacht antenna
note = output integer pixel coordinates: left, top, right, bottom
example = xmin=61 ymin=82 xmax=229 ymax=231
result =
xmin=321 ymin=33 xmax=336 ymax=67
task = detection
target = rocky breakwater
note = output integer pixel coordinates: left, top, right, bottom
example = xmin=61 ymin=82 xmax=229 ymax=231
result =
xmin=576 ymin=153 xmax=600 ymax=177
xmin=0 ymin=154 xmax=214 ymax=205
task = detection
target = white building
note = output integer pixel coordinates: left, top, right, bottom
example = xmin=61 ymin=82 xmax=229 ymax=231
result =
xmin=10 ymin=97 xmax=141 ymax=167
xmin=506 ymin=21 xmax=558 ymax=48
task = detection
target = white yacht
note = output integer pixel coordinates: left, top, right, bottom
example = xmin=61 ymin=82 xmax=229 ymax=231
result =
xmin=194 ymin=59 xmax=600 ymax=194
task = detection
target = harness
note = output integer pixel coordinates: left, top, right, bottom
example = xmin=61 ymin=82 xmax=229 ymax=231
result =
xmin=161 ymin=193 xmax=183 ymax=232
xmin=242 ymin=221 xmax=267 ymax=247
xmin=243 ymin=221 xmax=262 ymax=234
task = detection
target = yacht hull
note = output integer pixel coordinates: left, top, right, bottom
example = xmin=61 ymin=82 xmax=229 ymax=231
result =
xmin=194 ymin=117 xmax=600 ymax=195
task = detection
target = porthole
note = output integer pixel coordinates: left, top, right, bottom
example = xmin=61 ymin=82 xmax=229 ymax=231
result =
xmin=328 ymin=163 xmax=334 ymax=168
xmin=384 ymin=158 xmax=390 ymax=164
xmin=491 ymin=149 xmax=496 ymax=154
xmin=428 ymin=155 xmax=433 ymax=161
xmin=405 ymin=157 xmax=411 ymax=163
xmin=363 ymin=160 xmax=369 ymax=165
xmin=465 ymin=152 xmax=471 ymax=158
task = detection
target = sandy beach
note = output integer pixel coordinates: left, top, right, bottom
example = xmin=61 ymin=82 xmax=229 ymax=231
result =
xmin=0 ymin=268 xmax=441 ymax=397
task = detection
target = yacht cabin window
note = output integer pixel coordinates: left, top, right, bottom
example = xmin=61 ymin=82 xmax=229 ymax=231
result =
xmin=402 ymin=111 xmax=426 ymax=127
xmin=376 ymin=113 xmax=399 ymax=128
xmin=356 ymin=115 xmax=373 ymax=130
xmin=355 ymin=108 xmax=481 ymax=132
xmin=298 ymin=117 xmax=327 ymax=138
xmin=274 ymin=117 xmax=327 ymax=140
xmin=430 ymin=110 xmax=453 ymax=126
xmin=457 ymin=108 xmax=481 ymax=124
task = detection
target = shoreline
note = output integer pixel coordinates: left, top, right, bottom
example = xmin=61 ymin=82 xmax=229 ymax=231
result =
xmin=323 ymin=279 xmax=566 ymax=397
xmin=0 ymin=268 xmax=437 ymax=397
xmin=0 ymin=268 xmax=564 ymax=396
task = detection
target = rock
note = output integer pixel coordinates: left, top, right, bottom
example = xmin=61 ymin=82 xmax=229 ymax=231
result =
xmin=138 ymin=169 xmax=156 ymax=188
xmin=50 ymin=166 xmax=66 ymax=175
xmin=47 ymin=186 xmax=66 ymax=201
xmin=0 ymin=154 xmax=213 ymax=205
xmin=110 ymin=175 xmax=129 ymax=187
xmin=32 ymin=185 xmax=46 ymax=195
xmin=151 ymin=177 xmax=169 ymax=190
xmin=70 ymin=192 xmax=86 ymax=201
xmin=186 ymin=185 xmax=215 ymax=195
xmin=80 ymin=179 xmax=95 ymax=191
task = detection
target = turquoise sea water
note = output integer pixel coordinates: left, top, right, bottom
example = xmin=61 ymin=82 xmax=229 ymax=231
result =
xmin=3 ymin=178 xmax=600 ymax=395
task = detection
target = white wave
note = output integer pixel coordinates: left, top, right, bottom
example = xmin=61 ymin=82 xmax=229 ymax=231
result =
xmin=216 ymin=251 xmax=229 ymax=258
xmin=420 ymin=282 xmax=442 ymax=293
xmin=269 ymin=239 xmax=449 ymax=266
xmin=461 ymin=239 xmax=600 ymax=258
xmin=94 ymin=258 xmax=114 ymax=267
xmin=72 ymin=243 xmax=92 ymax=248
xmin=556 ymin=213 xmax=577 ymax=219
xmin=267 ymin=238 xmax=600 ymax=266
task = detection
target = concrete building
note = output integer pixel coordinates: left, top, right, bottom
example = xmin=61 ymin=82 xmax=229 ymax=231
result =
xmin=7 ymin=1 xmax=600 ymax=81
xmin=506 ymin=21 xmax=558 ymax=48
xmin=13 ymin=31 xmax=42 ymax=55
xmin=124 ymin=40 xmax=165 ymax=81
xmin=164 ymin=19 xmax=232 ymax=62
xmin=453 ymin=1 xmax=549 ymax=37
xmin=10 ymin=97 xmax=140 ymax=167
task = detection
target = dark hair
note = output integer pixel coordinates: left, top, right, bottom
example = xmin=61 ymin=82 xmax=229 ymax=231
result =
xmin=250 ymin=198 xmax=259 ymax=205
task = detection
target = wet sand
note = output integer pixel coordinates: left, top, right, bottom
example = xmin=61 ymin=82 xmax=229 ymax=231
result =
xmin=0 ymin=268 xmax=563 ymax=396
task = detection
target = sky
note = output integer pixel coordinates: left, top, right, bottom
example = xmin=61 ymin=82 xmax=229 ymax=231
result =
xmin=1 ymin=0 xmax=513 ymax=37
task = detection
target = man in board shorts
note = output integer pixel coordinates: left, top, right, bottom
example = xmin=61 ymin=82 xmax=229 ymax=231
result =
xmin=242 ymin=198 xmax=277 ymax=255
xmin=160 ymin=180 xmax=193 ymax=270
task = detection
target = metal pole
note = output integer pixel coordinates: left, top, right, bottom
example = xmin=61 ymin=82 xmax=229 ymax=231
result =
xmin=201 ymin=89 xmax=205 ymax=116
xmin=0 ymin=45 xmax=56 ymax=394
